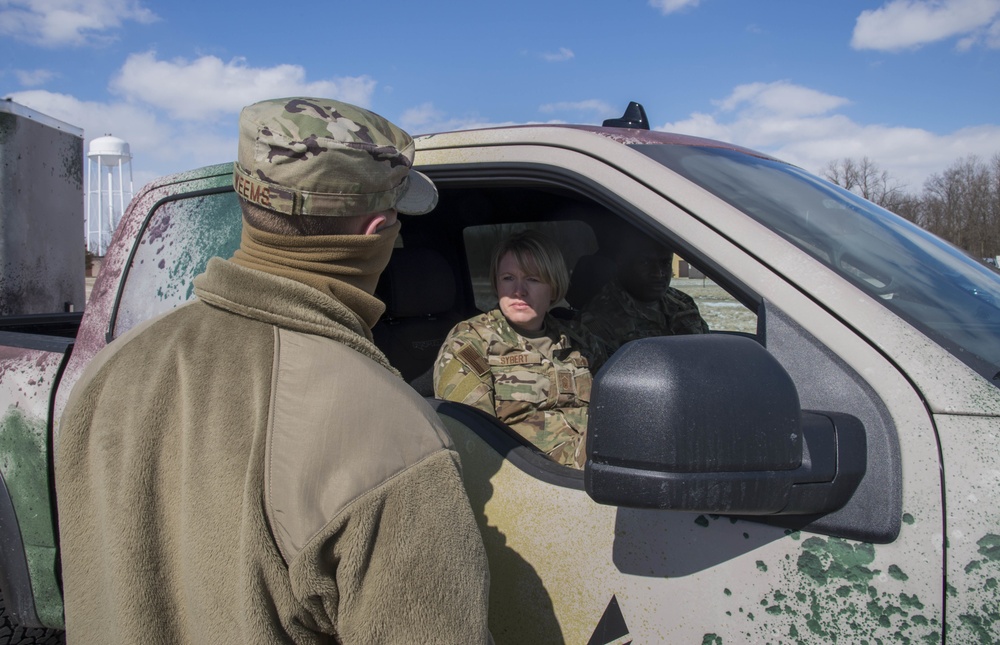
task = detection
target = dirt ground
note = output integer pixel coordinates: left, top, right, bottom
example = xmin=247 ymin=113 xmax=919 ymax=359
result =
xmin=671 ymin=278 xmax=757 ymax=335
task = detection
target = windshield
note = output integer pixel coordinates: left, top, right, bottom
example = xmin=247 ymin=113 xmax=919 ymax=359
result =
xmin=635 ymin=144 xmax=1000 ymax=386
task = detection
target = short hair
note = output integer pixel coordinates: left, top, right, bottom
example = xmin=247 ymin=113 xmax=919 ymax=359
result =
xmin=489 ymin=229 xmax=569 ymax=304
xmin=240 ymin=199 xmax=366 ymax=236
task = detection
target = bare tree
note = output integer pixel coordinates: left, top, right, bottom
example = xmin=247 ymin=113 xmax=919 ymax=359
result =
xmin=823 ymin=157 xmax=910 ymax=212
xmin=889 ymin=193 xmax=923 ymax=226
xmin=824 ymin=154 xmax=1000 ymax=260
xmin=921 ymin=155 xmax=1000 ymax=259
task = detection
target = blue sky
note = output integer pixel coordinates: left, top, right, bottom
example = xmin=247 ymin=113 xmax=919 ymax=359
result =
xmin=3 ymin=0 xmax=999 ymax=192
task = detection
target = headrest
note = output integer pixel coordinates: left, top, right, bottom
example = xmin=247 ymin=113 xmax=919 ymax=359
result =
xmin=566 ymin=253 xmax=617 ymax=310
xmin=378 ymin=247 xmax=456 ymax=318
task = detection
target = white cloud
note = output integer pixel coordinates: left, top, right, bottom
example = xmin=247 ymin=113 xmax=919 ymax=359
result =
xmin=0 ymin=0 xmax=157 ymax=47
xmin=959 ymin=9 xmax=1000 ymax=47
xmin=398 ymin=102 xmax=525 ymax=135
xmin=110 ymin=52 xmax=377 ymax=121
xmin=657 ymin=80 xmax=1000 ymax=191
xmin=6 ymin=53 xmax=380 ymax=187
xmin=538 ymin=99 xmax=616 ymax=117
xmin=852 ymin=0 xmax=1000 ymax=51
xmin=5 ymin=89 xmax=187 ymax=189
xmin=541 ymin=47 xmax=575 ymax=62
xmin=399 ymin=102 xmax=445 ymax=131
xmin=648 ymin=0 xmax=701 ymax=15
xmin=14 ymin=68 xmax=56 ymax=86
xmin=405 ymin=99 xmax=619 ymax=135
xmin=713 ymin=81 xmax=850 ymax=118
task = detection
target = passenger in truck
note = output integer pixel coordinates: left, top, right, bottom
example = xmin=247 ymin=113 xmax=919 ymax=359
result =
xmin=579 ymin=231 xmax=708 ymax=354
xmin=434 ymin=229 xmax=606 ymax=468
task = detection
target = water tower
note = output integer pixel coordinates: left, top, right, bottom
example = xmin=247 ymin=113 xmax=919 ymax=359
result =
xmin=86 ymin=135 xmax=134 ymax=256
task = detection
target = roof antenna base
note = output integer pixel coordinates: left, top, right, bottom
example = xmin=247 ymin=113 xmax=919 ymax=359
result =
xmin=603 ymin=102 xmax=649 ymax=130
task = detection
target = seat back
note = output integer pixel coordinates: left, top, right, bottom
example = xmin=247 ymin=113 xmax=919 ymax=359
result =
xmin=565 ymin=253 xmax=617 ymax=311
xmin=373 ymin=247 xmax=462 ymax=394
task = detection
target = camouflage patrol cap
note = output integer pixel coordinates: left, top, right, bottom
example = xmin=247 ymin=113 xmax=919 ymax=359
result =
xmin=233 ymin=97 xmax=437 ymax=217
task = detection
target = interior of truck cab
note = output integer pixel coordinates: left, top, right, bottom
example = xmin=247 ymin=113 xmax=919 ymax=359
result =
xmin=365 ymin=181 xmax=762 ymax=484
xmin=372 ymin=183 xmax=758 ymax=394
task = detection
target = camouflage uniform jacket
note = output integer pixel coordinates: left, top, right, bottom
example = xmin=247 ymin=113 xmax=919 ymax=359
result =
xmin=433 ymin=309 xmax=604 ymax=468
xmin=579 ymin=278 xmax=709 ymax=354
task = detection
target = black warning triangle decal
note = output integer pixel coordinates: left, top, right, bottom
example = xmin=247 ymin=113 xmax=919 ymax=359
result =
xmin=587 ymin=594 xmax=632 ymax=645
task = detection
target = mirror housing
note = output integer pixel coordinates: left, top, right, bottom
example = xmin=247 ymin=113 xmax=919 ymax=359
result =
xmin=585 ymin=335 xmax=866 ymax=515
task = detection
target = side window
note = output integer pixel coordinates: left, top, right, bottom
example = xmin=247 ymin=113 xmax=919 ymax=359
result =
xmin=426 ymin=185 xmax=758 ymax=340
xmin=459 ymin=217 xmax=756 ymax=337
xmin=670 ymin=259 xmax=757 ymax=335
xmin=113 ymin=191 xmax=242 ymax=338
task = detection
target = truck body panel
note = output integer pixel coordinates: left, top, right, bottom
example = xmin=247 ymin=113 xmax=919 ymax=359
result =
xmin=440 ymin=408 xmax=944 ymax=643
xmin=0 ymin=342 xmax=69 ymax=628
xmin=938 ymin=414 xmax=1000 ymax=642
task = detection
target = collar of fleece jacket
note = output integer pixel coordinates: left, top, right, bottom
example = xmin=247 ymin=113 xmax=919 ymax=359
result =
xmin=229 ymin=218 xmax=400 ymax=330
xmin=193 ymin=257 xmax=399 ymax=376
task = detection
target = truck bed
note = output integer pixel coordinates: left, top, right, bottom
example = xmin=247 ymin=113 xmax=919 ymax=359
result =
xmin=0 ymin=313 xmax=83 ymax=339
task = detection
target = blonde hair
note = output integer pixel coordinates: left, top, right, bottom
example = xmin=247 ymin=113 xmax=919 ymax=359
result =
xmin=489 ymin=229 xmax=569 ymax=304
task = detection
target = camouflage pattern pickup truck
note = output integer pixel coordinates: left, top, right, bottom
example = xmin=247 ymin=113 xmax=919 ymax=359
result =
xmin=2 ymin=104 xmax=1000 ymax=644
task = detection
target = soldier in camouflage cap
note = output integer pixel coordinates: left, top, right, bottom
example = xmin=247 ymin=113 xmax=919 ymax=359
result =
xmin=234 ymin=96 xmax=437 ymax=217
xmin=228 ymin=97 xmax=438 ymax=329
xmin=57 ymin=97 xmax=491 ymax=644
xmin=578 ymin=230 xmax=708 ymax=355
xmin=434 ymin=229 xmax=606 ymax=469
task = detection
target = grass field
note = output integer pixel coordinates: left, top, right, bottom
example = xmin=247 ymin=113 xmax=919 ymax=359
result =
xmin=671 ymin=278 xmax=757 ymax=335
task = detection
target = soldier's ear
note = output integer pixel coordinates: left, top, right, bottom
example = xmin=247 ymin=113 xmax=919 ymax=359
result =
xmin=362 ymin=214 xmax=388 ymax=235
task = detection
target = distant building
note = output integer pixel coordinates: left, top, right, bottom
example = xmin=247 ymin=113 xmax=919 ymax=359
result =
xmin=0 ymin=99 xmax=86 ymax=314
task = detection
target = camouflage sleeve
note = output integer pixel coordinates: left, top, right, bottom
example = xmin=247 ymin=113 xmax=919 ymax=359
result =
xmin=433 ymin=322 xmax=497 ymax=417
xmin=666 ymin=288 xmax=710 ymax=334
xmin=559 ymin=318 xmax=609 ymax=373
xmin=576 ymin=295 xmax=622 ymax=357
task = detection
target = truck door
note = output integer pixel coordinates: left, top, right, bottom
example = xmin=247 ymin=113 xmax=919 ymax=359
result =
xmin=414 ymin=132 xmax=943 ymax=644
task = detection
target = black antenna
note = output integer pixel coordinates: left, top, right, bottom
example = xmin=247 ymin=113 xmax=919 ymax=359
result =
xmin=603 ymin=102 xmax=649 ymax=130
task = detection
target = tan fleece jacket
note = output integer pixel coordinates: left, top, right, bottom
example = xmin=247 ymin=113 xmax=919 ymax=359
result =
xmin=56 ymin=258 xmax=490 ymax=644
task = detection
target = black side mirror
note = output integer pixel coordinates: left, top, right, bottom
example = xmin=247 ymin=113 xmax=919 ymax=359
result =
xmin=585 ymin=335 xmax=866 ymax=515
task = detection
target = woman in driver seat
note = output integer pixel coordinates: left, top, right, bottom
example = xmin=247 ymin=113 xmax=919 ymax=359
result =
xmin=433 ymin=229 xmax=605 ymax=468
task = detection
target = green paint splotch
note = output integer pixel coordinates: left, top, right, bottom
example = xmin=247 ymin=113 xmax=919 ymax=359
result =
xmin=734 ymin=536 xmax=940 ymax=643
xmin=977 ymin=534 xmax=1000 ymax=561
xmin=889 ymin=564 xmax=910 ymax=581
xmin=0 ymin=406 xmax=63 ymax=628
xmin=142 ymin=191 xmax=242 ymax=304
xmin=946 ymin=533 xmax=1000 ymax=643
xmin=0 ymin=406 xmax=51 ymax=539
